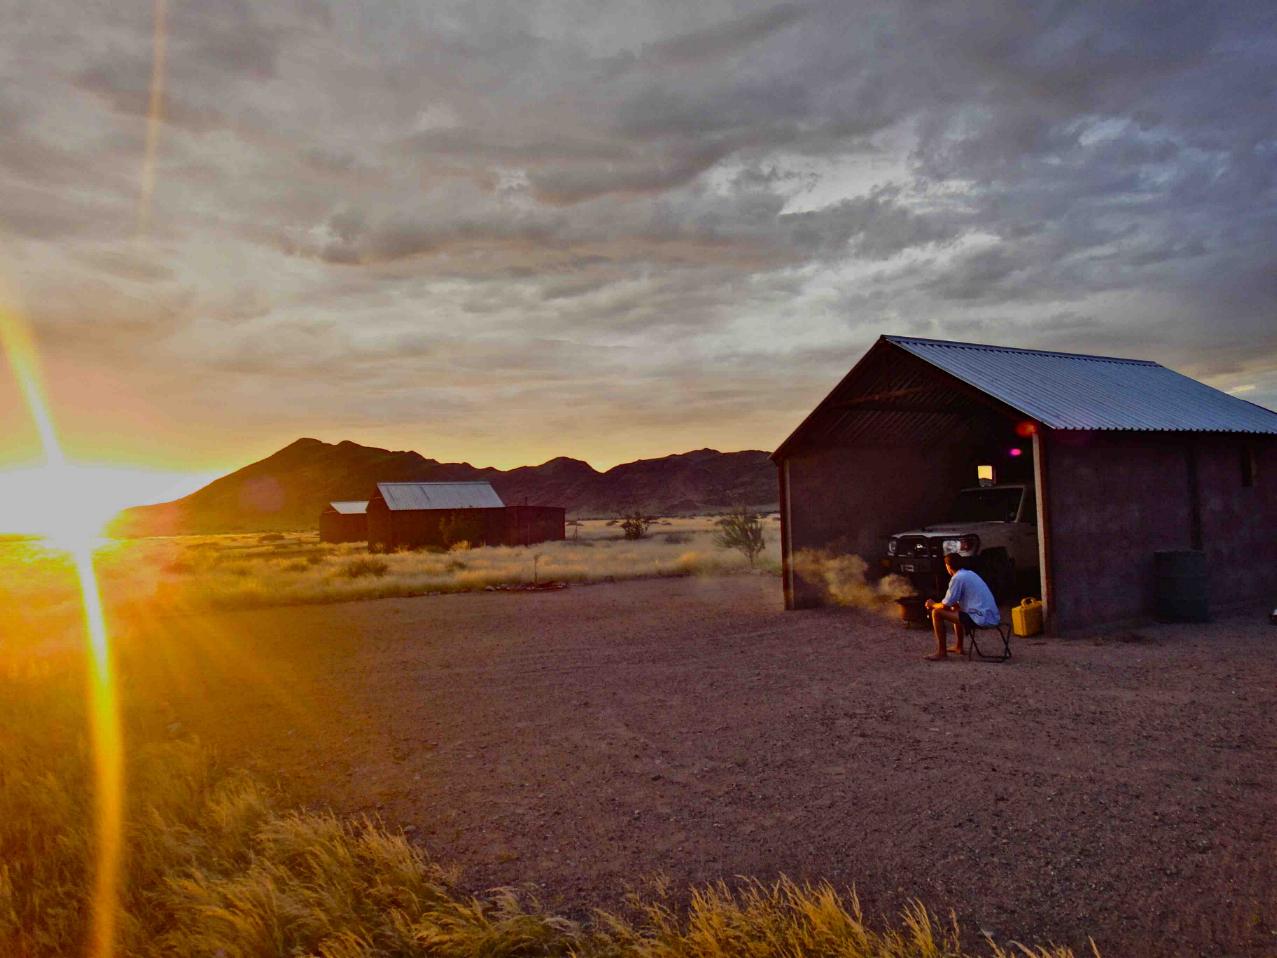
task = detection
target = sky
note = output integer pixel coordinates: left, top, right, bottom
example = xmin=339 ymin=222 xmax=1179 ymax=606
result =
xmin=1 ymin=0 xmax=1275 ymax=482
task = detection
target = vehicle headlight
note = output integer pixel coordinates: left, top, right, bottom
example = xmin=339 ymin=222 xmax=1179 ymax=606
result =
xmin=943 ymin=536 xmax=980 ymax=554
xmin=887 ymin=538 xmax=898 ymax=556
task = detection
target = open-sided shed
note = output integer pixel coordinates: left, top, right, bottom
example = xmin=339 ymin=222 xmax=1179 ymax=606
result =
xmin=774 ymin=335 xmax=1277 ymax=631
xmin=319 ymin=500 xmax=368 ymax=543
xmin=366 ymin=481 xmax=565 ymax=550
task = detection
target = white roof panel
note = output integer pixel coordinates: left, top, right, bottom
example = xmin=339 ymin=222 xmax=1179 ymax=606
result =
xmin=376 ymin=481 xmax=504 ymax=511
xmin=887 ymin=336 xmax=1277 ymax=433
xmin=328 ymin=500 xmax=368 ymax=515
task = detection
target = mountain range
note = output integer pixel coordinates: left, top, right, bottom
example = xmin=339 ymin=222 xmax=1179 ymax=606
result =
xmin=111 ymin=438 xmax=778 ymax=536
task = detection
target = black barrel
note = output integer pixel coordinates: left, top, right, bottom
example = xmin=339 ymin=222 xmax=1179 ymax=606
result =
xmin=1154 ymin=549 xmax=1209 ymax=622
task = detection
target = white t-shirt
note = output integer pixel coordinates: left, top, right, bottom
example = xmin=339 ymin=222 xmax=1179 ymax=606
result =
xmin=941 ymin=568 xmax=1000 ymax=626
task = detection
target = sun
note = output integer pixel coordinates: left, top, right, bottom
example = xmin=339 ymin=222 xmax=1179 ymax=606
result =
xmin=0 ymin=463 xmax=123 ymax=549
xmin=0 ymin=460 xmax=212 ymax=547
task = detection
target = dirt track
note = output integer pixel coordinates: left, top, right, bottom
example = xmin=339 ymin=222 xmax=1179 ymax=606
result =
xmin=119 ymin=576 xmax=1277 ymax=957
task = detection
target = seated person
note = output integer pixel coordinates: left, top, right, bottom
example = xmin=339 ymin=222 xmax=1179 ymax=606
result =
xmin=924 ymin=553 xmax=1000 ymax=661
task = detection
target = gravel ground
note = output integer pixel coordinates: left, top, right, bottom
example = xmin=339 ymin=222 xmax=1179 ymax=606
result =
xmin=119 ymin=575 xmax=1277 ymax=957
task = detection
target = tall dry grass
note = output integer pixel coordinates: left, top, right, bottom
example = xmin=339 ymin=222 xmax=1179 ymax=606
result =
xmin=0 ymin=664 xmax=1083 ymax=958
xmin=0 ymin=530 xmax=1089 ymax=958
xmin=1 ymin=517 xmax=783 ymax=619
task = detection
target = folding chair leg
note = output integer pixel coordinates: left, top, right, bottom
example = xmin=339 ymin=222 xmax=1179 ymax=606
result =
xmin=968 ymin=623 xmax=1012 ymax=662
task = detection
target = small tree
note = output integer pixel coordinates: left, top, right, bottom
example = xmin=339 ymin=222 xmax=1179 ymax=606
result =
xmin=440 ymin=513 xmax=482 ymax=549
xmin=714 ymin=506 xmax=766 ymax=567
xmin=620 ymin=511 xmax=654 ymax=540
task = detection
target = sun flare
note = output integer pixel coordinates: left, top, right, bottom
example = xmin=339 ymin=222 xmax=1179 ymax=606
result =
xmin=2 ymin=292 xmax=124 ymax=958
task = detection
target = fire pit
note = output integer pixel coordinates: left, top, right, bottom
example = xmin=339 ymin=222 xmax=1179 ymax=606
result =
xmin=896 ymin=595 xmax=929 ymax=628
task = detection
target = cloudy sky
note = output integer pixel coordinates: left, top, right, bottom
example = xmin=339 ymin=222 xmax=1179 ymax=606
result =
xmin=1 ymin=0 xmax=1274 ymax=476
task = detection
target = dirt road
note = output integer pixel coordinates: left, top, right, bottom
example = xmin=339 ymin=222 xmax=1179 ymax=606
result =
xmin=118 ymin=576 xmax=1277 ymax=957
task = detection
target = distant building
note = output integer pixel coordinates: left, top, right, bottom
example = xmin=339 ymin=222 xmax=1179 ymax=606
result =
xmin=365 ymin=481 xmax=565 ymax=550
xmin=319 ymin=500 xmax=368 ymax=543
xmin=773 ymin=335 xmax=1277 ymax=631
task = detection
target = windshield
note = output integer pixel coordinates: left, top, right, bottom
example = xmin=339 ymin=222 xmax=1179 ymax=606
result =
xmin=951 ymin=487 xmax=1022 ymax=523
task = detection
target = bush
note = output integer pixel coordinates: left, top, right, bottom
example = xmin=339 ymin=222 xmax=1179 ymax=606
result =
xmin=620 ymin=512 xmax=655 ymax=540
xmin=440 ymin=514 xmax=483 ymax=549
xmin=713 ymin=507 xmax=767 ymax=567
xmin=662 ymin=532 xmax=693 ymax=544
xmin=341 ymin=557 xmax=389 ymax=579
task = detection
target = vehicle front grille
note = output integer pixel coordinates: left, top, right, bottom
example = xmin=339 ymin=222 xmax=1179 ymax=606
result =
xmin=897 ymin=536 xmax=939 ymax=558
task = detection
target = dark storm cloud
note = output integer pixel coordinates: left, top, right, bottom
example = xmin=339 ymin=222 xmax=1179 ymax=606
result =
xmin=2 ymin=0 xmax=1275 ymax=467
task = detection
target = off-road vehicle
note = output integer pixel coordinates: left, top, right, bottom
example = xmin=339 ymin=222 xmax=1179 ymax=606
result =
xmin=886 ymin=483 xmax=1038 ymax=602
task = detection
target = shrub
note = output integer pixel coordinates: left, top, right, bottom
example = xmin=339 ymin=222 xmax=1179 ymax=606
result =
xmin=663 ymin=532 xmax=693 ymax=544
xmin=341 ymin=557 xmax=389 ymax=579
xmin=620 ymin=512 xmax=654 ymax=540
xmin=713 ymin=507 xmax=767 ymax=567
xmin=440 ymin=514 xmax=483 ymax=549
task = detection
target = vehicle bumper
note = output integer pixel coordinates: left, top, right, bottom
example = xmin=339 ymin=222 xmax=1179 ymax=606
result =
xmin=892 ymin=556 xmax=940 ymax=576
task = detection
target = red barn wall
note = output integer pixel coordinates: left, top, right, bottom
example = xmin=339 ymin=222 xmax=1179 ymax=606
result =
xmin=1044 ymin=431 xmax=1277 ymax=630
xmin=319 ymin=511 xmax=367 ymax=543
xmin=501 ymin=506 xmax=566 ymax=546
xmin=1193 ymin=435 xmax=1277 ymax=607
xmin=366 ymin=504 xmax=566 ymax=550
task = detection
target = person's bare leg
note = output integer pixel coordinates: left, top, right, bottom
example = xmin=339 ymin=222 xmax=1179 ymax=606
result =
xmin=929 ymin=608 xmax=965 ymax=658
xmin=926 ymin=607 xmax=949 ymax=660
xmin=950 ymin=614 xmax=966 ymax=655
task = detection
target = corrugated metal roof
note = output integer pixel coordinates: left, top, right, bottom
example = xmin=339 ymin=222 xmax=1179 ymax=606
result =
xmin=328 ymin=500 xmax=368 ymax=515
xmin=376 ymin=481 xmax=504 ymax=511
xmin=886 ymin=336 xmax=1277 ymax=433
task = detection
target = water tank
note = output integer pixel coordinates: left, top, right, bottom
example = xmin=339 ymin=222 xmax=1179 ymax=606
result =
xmin=1154 ymin=550 xmax=1209 ymax=622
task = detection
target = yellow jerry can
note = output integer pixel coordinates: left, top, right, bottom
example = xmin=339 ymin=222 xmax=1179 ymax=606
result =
xmin=1012 ymin=598 xmax=1044 ymax=637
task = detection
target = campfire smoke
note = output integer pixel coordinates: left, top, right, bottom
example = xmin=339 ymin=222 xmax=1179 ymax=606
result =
xmin=793 ymin=549 xmax=914 ymax=617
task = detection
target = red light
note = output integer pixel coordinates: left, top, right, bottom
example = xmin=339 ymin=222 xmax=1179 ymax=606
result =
xmin=1015 ymin=421 xmax=1037 ymax=437
xmin=1009 ymin=447 xmax=1023 ymax=458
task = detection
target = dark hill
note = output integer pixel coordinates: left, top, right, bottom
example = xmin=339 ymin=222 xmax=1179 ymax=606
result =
xmin=111 ymin=438 xmax=777 ymax=535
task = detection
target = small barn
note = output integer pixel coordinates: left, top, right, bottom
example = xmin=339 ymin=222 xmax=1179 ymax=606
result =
xmin=774 ymin=335 xmax=1277 ymax=632
xmin=319 ymin=500 xmax=368 ymax=543
xmin=366 ymin=481 xmax=565 ymax=551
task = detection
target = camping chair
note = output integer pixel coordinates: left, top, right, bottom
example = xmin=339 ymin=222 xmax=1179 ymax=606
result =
xmin=965 ymin=618 xmax=1012 ymax=662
